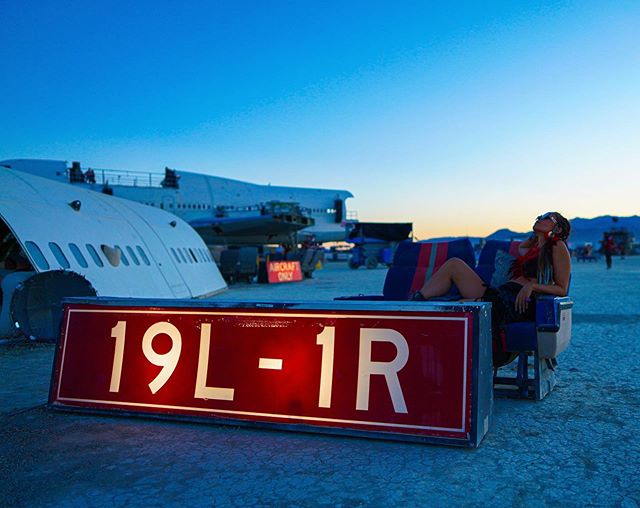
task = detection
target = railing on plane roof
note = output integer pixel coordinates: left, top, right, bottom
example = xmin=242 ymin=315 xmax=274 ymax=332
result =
xmin=69 ymin=167 xmax=165 ymax=188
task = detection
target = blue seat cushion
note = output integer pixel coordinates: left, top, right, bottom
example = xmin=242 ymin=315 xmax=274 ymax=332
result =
xmin=504 ymin=321 xmax=538 ymax=351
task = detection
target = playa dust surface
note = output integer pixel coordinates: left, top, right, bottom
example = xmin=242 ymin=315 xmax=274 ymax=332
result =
xmin=1 ymin=258 xmax=639 ymax=507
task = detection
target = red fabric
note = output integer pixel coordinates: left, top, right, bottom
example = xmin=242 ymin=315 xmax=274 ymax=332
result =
xmin=408 ymin=242 xmax=450 ymax=295
xmin=510 ymin=245 xmax=540 ymax=279
xmin=409 ymin=243 xmax=432 ymax=294
xmin=433 ymin=242 xmax=450 ymax=273
xmin=508 ymin=241 xmax=521 ymax=258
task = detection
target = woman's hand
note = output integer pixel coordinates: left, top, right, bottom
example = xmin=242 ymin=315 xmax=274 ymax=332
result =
xmin=515 ymin=281 xmax=535 ymax=314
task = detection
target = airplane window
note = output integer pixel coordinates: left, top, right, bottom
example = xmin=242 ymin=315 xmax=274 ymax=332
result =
xmin=136 ymin=246 xmax=151 ymax=265
xmin=69 ymin=243 xmax=88 ymax=268
xmin=126 ymin=246 xmax=140 ymax=265
xmin=101 ymin=244 xmax=120 ymax=267
xmin=189 ymin=248 xmax=198 ymax=263
xmin=171 ymin=248 xmax=181 ymax=263
xmin=25 ymin=241 xmax=49 ymax=270
xmin=48 ymin=242 xmax=70 ymax=269
xmin=198 ymin=248 xmax=206 ymax=262
xmin=86 ymin=244 xmax=104 ymax=267
xmin=181 ymin=248 xmax=192 ymax=263
xmin=115 ymin=245 xmax=129 ymax=266
xmin=178 ymin=249 xmax=187 ymax=264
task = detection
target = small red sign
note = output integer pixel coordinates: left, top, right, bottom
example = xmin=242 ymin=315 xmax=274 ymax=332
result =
xmin=50 ymin=302 xmax=485 ymax=444
xmin=267 ymin=261 xmax=302 ymax=283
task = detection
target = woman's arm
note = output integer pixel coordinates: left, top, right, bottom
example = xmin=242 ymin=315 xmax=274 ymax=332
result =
xmin=542 ymin=241 xmax=571 ymax=296
xmin=514 ymin=242 xmax=572 ymax=312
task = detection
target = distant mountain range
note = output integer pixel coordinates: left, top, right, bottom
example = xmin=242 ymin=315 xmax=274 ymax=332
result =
xmin=428 ymin=215 xmax=639 ymax=246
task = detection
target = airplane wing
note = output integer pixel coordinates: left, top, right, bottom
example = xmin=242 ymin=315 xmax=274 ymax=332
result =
xmin=189 ymin=213 xmax=315 ymax=245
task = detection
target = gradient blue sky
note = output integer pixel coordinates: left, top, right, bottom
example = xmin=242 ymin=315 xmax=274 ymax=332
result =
xmin=2 ymin=1 xmax=639 ymax=238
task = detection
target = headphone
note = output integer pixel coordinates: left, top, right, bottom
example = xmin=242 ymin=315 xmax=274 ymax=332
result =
xmin=545 ymin=224 xmax=562 ymax=240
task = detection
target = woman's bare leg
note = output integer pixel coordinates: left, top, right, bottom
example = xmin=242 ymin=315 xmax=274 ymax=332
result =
xmin=419 ymin=258 xmax=486 ymax=299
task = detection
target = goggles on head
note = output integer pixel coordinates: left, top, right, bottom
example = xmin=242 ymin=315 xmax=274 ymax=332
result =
xmin=536 ymin=212 xmax=557 ymax=224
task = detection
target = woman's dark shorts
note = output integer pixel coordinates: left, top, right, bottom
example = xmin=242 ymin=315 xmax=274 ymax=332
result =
xmin=483 ymin=281 xmax=536 ymax=327
xmin=482 ymin=281 xmax=536 ymax=366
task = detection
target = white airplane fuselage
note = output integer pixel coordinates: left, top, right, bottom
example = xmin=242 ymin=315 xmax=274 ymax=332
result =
xmin=0 ymin=165 xmax=227 ymax=337
xmin=2 ymin=160 xmax=354 ymax=245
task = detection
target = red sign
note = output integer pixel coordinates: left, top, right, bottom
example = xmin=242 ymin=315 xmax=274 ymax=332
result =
xmin=267 ymin=261 xmax=302 ymax=283
xmin=50 ymin=302 xmax=489 ymax=445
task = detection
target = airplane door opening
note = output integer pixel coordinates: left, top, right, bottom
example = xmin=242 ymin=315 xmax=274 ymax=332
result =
xmin=161 ymin=196 xmax=175 ymax=211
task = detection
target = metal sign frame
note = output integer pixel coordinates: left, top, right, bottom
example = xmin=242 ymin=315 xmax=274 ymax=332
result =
xmin=49 ymin=298 xmax=493 ymax=447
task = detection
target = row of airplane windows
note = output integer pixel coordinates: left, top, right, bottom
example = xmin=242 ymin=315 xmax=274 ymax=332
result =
xmin=140 ymin=202 xmax=335 ymax=214
xmin=143 ymin=202 xmax=212 ymax=210
xmin=170 ymin=247 xmax=213 ymax=265
xmin=23 ymin=241 xmax=152 ymax=271
xmin=22 ymin=241 xmax=213 ymax=271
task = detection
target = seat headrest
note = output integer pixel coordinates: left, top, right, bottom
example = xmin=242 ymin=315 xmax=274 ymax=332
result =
xmin=383 ymin=238 xmax=475 ymax=300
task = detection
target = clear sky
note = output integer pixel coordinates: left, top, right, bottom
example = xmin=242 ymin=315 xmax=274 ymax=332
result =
xmin=2 ymin=1 xmax=639 ymax=239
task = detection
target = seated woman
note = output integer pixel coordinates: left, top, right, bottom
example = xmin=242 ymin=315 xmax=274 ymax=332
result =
xmin=413 ymin=212 xmax=571 ymax=364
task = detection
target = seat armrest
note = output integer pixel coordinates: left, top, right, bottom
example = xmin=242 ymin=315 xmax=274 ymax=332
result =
xmin=535 ymin=296 xmax=573 ymax=358
xmin=535 ymin=296 xmax=573 ymax=332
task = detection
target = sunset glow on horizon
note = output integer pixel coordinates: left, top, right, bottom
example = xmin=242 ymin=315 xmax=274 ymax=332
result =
xmin=2 ymin=1 xmax=638 ymax=241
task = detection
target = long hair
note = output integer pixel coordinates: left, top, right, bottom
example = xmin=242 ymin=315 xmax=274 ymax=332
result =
xmin=538 ymin=212 xmax=571 ymax=284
